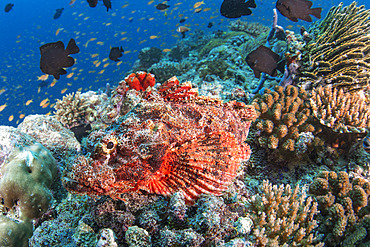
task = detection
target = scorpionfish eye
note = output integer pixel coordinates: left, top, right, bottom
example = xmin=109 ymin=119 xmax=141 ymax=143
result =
xmin=102 ymin=137 xmax=118 ymax=154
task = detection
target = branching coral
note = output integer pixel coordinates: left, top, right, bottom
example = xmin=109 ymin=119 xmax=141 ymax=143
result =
xmin=298 ymin=2 xmax=370 ymax=92
xmin=247 ymin=180 xmax=323 ymax=246
xmin=310 ymin=85 xmax=370 ymax=134
xmin=251 ymin=85 xmax=321 ymax=153
xmin=54 ymin=91 xmax=99 ymax=128
xmin=309 ymin=171 xmax=370 ymax=246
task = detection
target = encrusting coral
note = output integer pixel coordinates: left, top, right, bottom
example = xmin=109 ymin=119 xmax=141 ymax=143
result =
xmin=251 ymin=85 xmax=321 ymax=153
xmin=310 ymin=85 xmax=370 ymax=134
xmin=298 ymin=2 xmax=370 ymax=92
xmin=247 ymin=180 xmax=323 ymax=246
xmin=309 ymin=171 xmax=370 ymax=246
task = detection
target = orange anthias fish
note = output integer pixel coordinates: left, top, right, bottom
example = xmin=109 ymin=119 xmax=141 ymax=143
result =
xmin=63 ymin=76 xmax=257 ymax=203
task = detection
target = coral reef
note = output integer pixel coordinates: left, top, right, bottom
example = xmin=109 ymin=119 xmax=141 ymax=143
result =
xmin=251 ymin=85 xmax=320 ymax=153
xmin=247 ymin=180 xmax=323 ymax=246
xmin=29 ymin=194 xmax=95 ymax=246
xmin=17 ymin=114 xmax=81 ymax=164
xmin=229 ymin=20 xmax=270 ymax=38
xmin=125 ymin=226 xmax=152 ymax=247
xmin=309 ymin=171 xmax=370 ymax=246
xmin=137 ymin=47 xmax=163 ymax=68
xmin=298 ymin=2 xmax=370 ymax=92
xmin=310 ymin=86 xmax=370 ymax=134
xmin=0 ymin=126 xmax=36 ymax=167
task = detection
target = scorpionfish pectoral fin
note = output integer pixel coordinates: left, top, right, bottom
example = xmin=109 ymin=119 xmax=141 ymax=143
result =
xmin=139 ymin=131 xmax=250 ymax=203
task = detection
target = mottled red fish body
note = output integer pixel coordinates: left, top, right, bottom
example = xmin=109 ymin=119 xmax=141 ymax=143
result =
xmin=63 ymin=76 xmax=256 ymax=203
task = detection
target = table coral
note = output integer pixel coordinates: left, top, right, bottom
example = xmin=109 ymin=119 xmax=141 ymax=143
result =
xmin=309 ymin=171 xmax=370 ymax=246
xmin=310 ymin=85 xmax=370 ymax=134
xmin=298 ymin=2 xmax=370 ymax=92
xmin=251 ymin=85 xmax=320 ymax=153
xmin=247 ymin=180 xmax=323 ymax=246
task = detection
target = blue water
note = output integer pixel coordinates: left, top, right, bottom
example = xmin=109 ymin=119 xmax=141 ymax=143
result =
xmin=0 ymin=0 xmax=367 ymax=126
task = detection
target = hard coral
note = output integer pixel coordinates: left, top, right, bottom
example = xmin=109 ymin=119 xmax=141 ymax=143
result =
xmin=309 ymin=171 xmax=370 ymax=246
xmin=247 ymin=180 xmax=323 ymax=247
xmin=0 ymin=143 xmax=57 ymax=220
xmin=229 ymin=20 xmax=270 ymax=38
xmin=54 ymin=91 xmax=105 ymax=129
xmin=310 ymin=85 xmax=370 ymax=134
xmin=298 ymin=2 xmax=370 ymax=92
xmin=251 ymin=85 xmax=320 ymax=153
xmin=138 ymin=47 xmax=163 ymax=68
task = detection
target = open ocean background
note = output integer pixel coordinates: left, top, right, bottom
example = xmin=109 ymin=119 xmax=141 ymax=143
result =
xmin=0 ymin=0 xmax=368 ymax=127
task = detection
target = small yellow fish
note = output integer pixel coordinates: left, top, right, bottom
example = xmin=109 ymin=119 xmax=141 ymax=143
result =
xmin=42 ymin=103 xmax=49 ymax=109
xmin=116 ymin=61 xmax=122 ymax=66
xmin=19 ymin=114 xmax=25 ymax=119
xmin=95 ymin=61 xmax=101 ymax=67
xmin=148 ymin=0 xmax=154 ymax=5
xmin=66 ymin=72 xmax=74 ymax=78
xmin=25 ymin=100 xmax=33 ymax=106
xmin=91 ymin=53 xmax=99 ymax=58
xmin=203 ymin=7 xmax=211 ymax=11
xmin=122 ymin=4 xmax=129 ymax=8
xmin=194 ymin=7 xmax=202 ymax=13
xmin=8 ymin=115 xmax=14 ymax=122
xmin=50 ymin=79 xmax=57 ymax=87
xmin=97 ymin=41 xmax=104 ymax=45
xmin=124 ymin=50 xmax=131 ymax=54
xmin=163 ymin=48 xmax=172 ymax=52
xmin=0 ymin=104 xmax=7 ymax=112
xmin=98 ymin=69 xmax=105 ymax=74
xmin=55 ymin=28 xmax=63 ymax=36
xmin=102 ymin=58 xmax=109 ymax=62
xmin=150 ymin=35 xmax=159 ymax=39
xmin=193 ymin=1 xmax=204 ymax=9
xmin=103 ymin=63 xmax=109 ymax=68
xmin=40 ymin=98 xmax=49 ymax=107
xmin=61 ymin=88 xmax=68 ymax=94
xmin=37 ymin=74 xmax=49 ymax=81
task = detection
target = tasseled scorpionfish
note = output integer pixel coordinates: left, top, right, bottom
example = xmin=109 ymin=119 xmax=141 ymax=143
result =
xmin=63 ymin=75 xmax=256 ymax=202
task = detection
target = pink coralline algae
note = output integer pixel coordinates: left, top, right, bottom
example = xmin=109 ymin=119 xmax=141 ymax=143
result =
xmin=63 ymin=76 xmax=257 ymax=203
